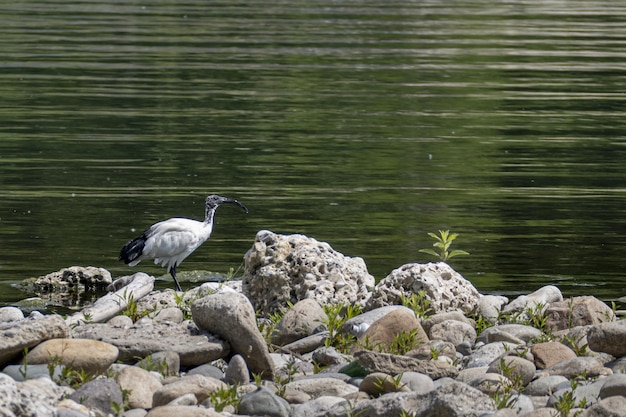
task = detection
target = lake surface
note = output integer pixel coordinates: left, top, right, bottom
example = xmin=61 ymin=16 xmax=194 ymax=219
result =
xmin=2 ymin=0 xmax=626 ymax=310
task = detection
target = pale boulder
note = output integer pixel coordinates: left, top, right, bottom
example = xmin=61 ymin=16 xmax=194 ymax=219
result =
xmin=366 ymin=262 xmax=480 ymax=314
xmin=25 ymin=338 xmax=118 ymax=375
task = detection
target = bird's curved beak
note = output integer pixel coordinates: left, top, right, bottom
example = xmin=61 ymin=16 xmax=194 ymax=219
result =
xmin=222 ymin=198 xmax=248 ymax=214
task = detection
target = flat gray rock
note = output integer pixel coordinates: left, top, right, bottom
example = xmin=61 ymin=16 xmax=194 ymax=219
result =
xmin=354 ymin=350 xmax=459 ymax=380
xmin=71 ymin=321 xmax=228 ymax=366
xmin=0 ymin=314 xmax=69 ymax=366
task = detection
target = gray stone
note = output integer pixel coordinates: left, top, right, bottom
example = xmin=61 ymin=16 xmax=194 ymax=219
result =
xmin=0 ymin=307 xmax=24 ymax=323
xmin=525 ymin=375 xmax=569 ymax=396
xmin=544 ymin=356 xmax=612 ymax=379
xmin=311 ymin=346 xmax=353 ymax=367
xmin=271 ymin=298 xmax=327 ymax=346
xmin=116 ymin=365 xmax=163 ymax=409
xmin=69 ymin=379 xmax=123 ymax=416
xmin=71 ymin=320 xmax=227 ymax=367
xmin=0 ymin=374 xmax=72 ymax=417
xmin=476 ymin=295 xmax=508 ymax=324
xmin=151 ymin=374 xmax=226 ymax=407
xmin=548 ymin=379 xmax=603 ymax=409
xmin=366 ymin=262 xmax=480 ymax=314
xmin=107 ymin=315 xmax=133 ymax=328
xmin=599 ymin=373 xmax=626 ymax=399
xmin=0 ymin=314 xmax=70 ymax=366
xmin=286 ymin=377 xmax=359 ymax=398
xmin=502 ymin=285 xmax=563 ymax=314
xmin=237 ymin=386 xmax=290 ymax=417
xmin=2 ymin=363 xmax=62 ymax=382
xmin=191 ymin=290 xmax=275 ymax=379
xmin=478 ymin=324 xmax=543 ymax=344
xmin=487 ymin=356 xmax=536 ymax=387
xmin=225 ymin=354 xmax=250 ymax=385
xmin=280 ymin=331 xmax=329 ymax=355
xmin=466 ymin=342 xmax=518 ymax=368
xmin=138 ymin=351 xmax=180 ymax=376
xmin=290 ymin=396 xmax=349 ymax=417
xmin=429 ymin=319 xmax=476 ymax=346
xmin=398 ymin=371 xmax=435 ymax=394
xmin=421 ymin=311 xmax=475 ymax=333
xmin=186 ymin=363 xmax=224 ymax=380
xmin=150 ymin=307 xmax=184 ymax=324
xmin=325 ymin=380 xmax=496 ymax=417
xmin=587 ymin=321 xmax=626 ymax=357
xmin=580 ymin=395 xmax=626 ymax=417
xmin=456 ymin=367 xmax=489 ymax=386
xmin=354 ymin=350 xmax=459 ymax=380
xmin=146 ymin=405 xmax=221 ymax=417
xmin=243 ymin=230 xmax=375 ymax=316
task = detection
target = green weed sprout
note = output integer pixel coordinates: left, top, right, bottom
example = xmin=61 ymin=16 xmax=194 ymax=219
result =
xmin=419 ymin=230 xmax=469 ymax=261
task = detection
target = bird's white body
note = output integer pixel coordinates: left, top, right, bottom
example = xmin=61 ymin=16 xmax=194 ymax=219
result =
xmin=119 ymin=194 xmax=248 ymax=291
xmin=128 ymin=218 xmax=214 ymax=271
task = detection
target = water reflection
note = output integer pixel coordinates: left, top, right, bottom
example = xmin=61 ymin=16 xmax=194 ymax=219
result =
xmin=1 ymin=0 xmax=626 ymax=309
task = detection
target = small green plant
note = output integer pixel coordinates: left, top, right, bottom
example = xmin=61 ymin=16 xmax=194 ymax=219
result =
xmin=209 ymin=384 xmax=241 ymax=412
xmin=274 ymin=355 xmax=299 ymax=397
xmin=524 ymin=302 xmax=549 ymax=333
xmin=553 ymin=377 xmax=586 ymax=416
xmin=419 ymin=230 xmax=469 ymax=262
xmin=386 ymin=329 xmax=423 ymax=355
xmin=58 ymin=365 xmax=96 ymax=388
xmin=137 ymin=354 xmax=171 ymax=376
xmin=322 ymin=304 xmax=362 ymax=354
xmin=489 ymin=357 xmax=525 ymax=410
xmin=257 ymin=302 xmax=293 ymax=349
xmin=563 ymin=333 xmax=588 ymax=356
xmin=401 ymin=291 xmax=434 ymax=318
xmin=118 ymin=289 xmax=153 ymax=322
xmin=19 ymin=348 xmax=29 ymax=380
xmin=111 ymin=388 xmax=131 ymax=416
xmin=252 ymin=372 xmax=263 ymax=387
xmin=372 ymin=373 xmax=406 ymax=395
xmin=472 ymin=312 xmax=495 ymax=334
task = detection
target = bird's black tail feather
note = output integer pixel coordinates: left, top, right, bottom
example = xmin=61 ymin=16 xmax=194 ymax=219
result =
xmin=119 ymin=233 xmax=147 ymax=265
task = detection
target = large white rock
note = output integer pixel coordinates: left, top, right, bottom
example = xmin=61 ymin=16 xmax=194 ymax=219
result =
xmin=243 ymin=230 xmax=375 ymax=316
xmin=366 ymin=262 xmax=480 ymax=314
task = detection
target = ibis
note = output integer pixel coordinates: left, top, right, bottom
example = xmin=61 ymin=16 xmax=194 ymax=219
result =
xmin=119 ymin=194 xmax=248 ymax=291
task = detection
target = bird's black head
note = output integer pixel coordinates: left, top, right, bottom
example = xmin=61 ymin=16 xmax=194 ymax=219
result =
xmin=205 ymin=194 xmax=248 ymax=214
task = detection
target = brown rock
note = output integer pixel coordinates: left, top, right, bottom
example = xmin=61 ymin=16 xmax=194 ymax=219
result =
xmin=152 ymin=374 xmax=226 ymax=407
xmin=360 ymin=372 xmax=411 ymax=396
xmin=26 ymin=338 xmax=118 ymax=375
xmin=531 ymin=341 xmax=577 ymax=369
xmin=116 ymin=366 xmax=163 ymax=408
xmin=545 ymin=296 xmax=615 ymax=332
xmin=357 ymin=307 xmax=428 ymax=354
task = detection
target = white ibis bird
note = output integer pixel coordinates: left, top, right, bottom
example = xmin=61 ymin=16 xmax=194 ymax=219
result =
xmin=119 ymin=194 xmax=248 ymax=291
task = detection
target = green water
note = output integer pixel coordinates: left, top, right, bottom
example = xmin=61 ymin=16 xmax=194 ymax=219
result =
xmin=1 ymin=0 xmax=626 ymax=307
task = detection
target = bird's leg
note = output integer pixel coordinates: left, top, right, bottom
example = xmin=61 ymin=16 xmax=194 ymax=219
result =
xmin=169 ymin=265 xmax=183 ymax=292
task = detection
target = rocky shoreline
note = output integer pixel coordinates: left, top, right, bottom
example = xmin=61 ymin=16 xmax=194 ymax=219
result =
xmin=1 ymin=230 xmax=626 ymax=417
